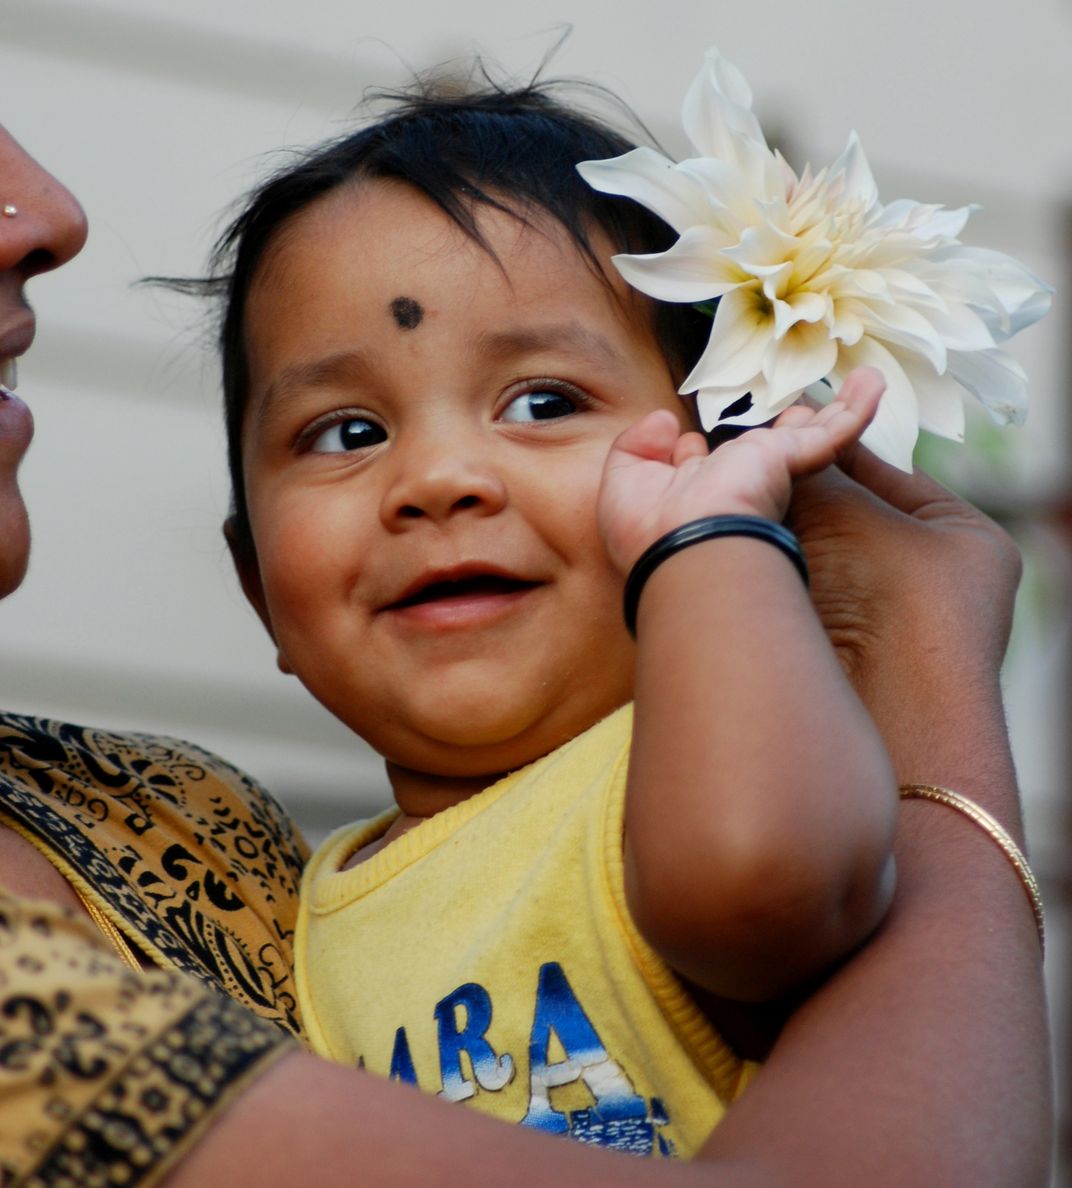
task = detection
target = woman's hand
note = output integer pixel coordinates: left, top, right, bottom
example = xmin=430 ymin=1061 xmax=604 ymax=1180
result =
xmin=790 ymin=438 xmax=1024 ymax=819
xmin=790 ymin=438 xmax=1021 ymax=685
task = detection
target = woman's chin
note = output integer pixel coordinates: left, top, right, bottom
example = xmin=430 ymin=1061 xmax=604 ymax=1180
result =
xmin=0 ymin=387 xmax=34 ymax=460
xmin=0 ymin=388 xmax=33 ymax=595
xmin=0 ymin=489 xmax=30 ymax=599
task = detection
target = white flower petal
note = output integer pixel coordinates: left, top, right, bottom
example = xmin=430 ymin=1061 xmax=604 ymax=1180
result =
xmin=675 ymin=157 xmax=749 ymax=222
xmin=827 ymin=302 xmax=866 ymax=346
xmin=933 ymin=245 xmax=1053 ymax=340
xmin=773 ymin=290 xmax=828 ymax=338
xmin=695 ymin=383 xmax=774 ymax=428
xmin=947 ymin=348 xmax=1029 ymax=425
xmin=868 ymin=199 xmax=976 ymax=241
xmin=997 ymin=287 xmax=1053 ymax=340
xmin=827 ymin=269 xmax=892 ymax=301
xmin=893 ymin=351 xmax=965 ymax=441
xmin=905 ymin=204 xmax=977 ymax=242
xmin=915 ymin=204 xmax=978 ymax=241
xmin=880 ymin=268 xmax=948 ymax=311
xmin=684 ymin=146 xmax=783 ymax=215
xmin=611 ymin=226 xmax=746 ymax=303
xmin=918 ymin=300 xmax=995 ymax=352
xmin=576 ymin=148 xmax=713 ymax=235
xmin=758 ymin=264 xmax=796 ymax=301
xmin=836 ymin=338 xmax=921 ymax=471
xmin=786 ymin=237 xmax=835 ymax=288
xmin=682 ymin=285 xmax=772 ymax=391
xmin=869 ymin=197 xmax=925 ymax=232
xmin=723 ymin=220 xmax=799 ymax=271
xmin=828 ymin=132 xmax=879 ymax=213
xmin=682 ymin=46 xmax=768 ymax=160
xmin=851 ymin=299 xmax=949 ymax=373
xmin=762 ymin=320 xmax=839 ymax=409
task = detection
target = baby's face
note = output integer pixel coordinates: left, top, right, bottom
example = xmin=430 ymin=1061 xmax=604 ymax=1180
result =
xmin=238 ymin=178 xmax=688 ymax=782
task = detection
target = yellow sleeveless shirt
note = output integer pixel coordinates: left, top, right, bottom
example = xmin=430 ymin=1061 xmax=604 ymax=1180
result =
xmin=297 ymin=706 xmax=753 ymax=1159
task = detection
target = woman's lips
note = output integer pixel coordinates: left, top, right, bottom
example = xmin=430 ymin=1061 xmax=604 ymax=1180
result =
xmin=0 ymin=305 xmax=34 ymax=399
xmin=0 ymin=386 xmax=33 ymax=452
xmin=0 ymin=315 xmax=35 ymax=447
xmin=0 ymin=308 xmax=36 ymax=367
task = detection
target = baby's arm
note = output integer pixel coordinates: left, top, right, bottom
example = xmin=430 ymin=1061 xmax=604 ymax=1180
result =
xmin=601 ymin=368 xmax=898 ymax=1002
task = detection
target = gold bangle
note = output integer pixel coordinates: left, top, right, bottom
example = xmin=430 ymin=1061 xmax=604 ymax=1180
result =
xmin=899 ymin=783 xmax=1044 ymax=956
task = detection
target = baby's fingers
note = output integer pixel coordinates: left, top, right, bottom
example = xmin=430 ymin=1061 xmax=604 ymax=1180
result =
xmin=606 ymin=409 xmax=682 ymax=469
xmin=783 ymin=369 xmax=885 ymax=472
xmin=829 ymin=366 xmax=886 ymax=425
xmin=672 ymin=430 xmax=710 ymax=467
xmin=772 ymin=403 xmax=817 ymax=431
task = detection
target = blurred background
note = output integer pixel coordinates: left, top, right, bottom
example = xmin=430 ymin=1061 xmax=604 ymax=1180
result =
xmin=1 ymin=0 xmax=1069 ymax=1179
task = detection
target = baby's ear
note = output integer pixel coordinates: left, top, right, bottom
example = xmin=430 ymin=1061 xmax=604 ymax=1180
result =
xmin=222 ymin=516 xmax=293 ymax=675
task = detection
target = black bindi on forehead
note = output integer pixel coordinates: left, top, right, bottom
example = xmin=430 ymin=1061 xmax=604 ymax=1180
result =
xmin=390 ymin=296 xmax=424 ymax=330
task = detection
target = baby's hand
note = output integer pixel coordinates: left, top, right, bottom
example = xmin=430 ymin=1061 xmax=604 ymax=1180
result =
xmin=599 ymin=367 xmax=885 ymax=573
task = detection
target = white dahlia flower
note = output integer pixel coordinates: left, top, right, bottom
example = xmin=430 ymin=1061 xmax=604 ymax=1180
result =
xmin=577 ymin=47 xmax=1052 ymax=471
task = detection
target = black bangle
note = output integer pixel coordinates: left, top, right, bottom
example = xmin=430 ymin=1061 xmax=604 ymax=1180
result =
xmin=623 ymin=514 xmax=809 ymax=637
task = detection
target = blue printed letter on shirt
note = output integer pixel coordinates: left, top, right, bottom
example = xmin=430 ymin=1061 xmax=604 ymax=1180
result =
xmin=435 ymin=982 xmax=514 ymax=1101
xmin=522 ymin=962 xmax=647 ymax=1134
xmin=389 ymin=1026 xmax=417 ymax=1084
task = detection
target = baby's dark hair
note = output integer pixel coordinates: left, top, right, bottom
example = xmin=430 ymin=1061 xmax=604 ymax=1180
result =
xmin=204 ymin=71 xmax=710 ymax=566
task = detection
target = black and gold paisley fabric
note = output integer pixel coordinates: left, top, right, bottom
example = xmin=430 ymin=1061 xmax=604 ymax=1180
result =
xmin=0 ymin=713 xmax=309 ymax=1038
xmin=0 ymin=892 xmax=294 ymax=1187
xmin=0 ymin=713 xmax=314 ymax=1183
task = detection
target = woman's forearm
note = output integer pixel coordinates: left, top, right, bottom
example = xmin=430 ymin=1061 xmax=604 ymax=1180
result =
xmin=723 ymin=457 xmax=1053 ymax=1187
xmin=696 ymin=747 xmax=1051 ymax=1188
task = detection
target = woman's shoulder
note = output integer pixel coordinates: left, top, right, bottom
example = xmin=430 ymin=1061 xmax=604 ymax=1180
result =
xmin=0 ymin=709 xmax=286 ymax=810
xmin=0 ymin=710 xmax=308 ymax=874
xmin=0 ymin=710 xmax=310 ymax=1037
xmin=0 ymin=888 xmax=293 ymax=1188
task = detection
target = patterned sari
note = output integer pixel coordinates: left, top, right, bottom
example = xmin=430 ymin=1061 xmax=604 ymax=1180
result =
xmin=0 ymin=713 xmax=310 ymax=1186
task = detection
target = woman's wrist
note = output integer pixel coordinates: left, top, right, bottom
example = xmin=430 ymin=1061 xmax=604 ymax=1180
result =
xmin=855 ymin=646 xmax=1022 ymax=832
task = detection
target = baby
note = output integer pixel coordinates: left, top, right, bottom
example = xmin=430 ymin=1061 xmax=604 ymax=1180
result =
xmin=214 ymin=80 xmax=897 ymax=1157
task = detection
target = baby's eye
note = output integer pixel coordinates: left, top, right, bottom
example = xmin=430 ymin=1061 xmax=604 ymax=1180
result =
xmin=308 ymin=417 xmax=387 ymax=454
xmin=500 ymin=384 xmax=584 ymax=424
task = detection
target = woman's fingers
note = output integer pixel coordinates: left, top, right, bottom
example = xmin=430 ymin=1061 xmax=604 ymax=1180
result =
xmin=800 ymin=367 xmax=959 ymax=518
xmin=836 ymin=440 xmax=960 ymax=518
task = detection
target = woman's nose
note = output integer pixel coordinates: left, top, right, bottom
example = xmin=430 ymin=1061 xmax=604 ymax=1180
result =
xmin=0 ymin=128 xmax=89 ymax=280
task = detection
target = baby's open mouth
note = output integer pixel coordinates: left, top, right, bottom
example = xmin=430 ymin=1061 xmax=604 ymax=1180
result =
xmin=390 ymin=574 xmax=539 ymax=610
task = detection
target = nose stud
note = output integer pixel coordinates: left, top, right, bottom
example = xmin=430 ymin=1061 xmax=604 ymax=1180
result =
xmin=1 ymin=205 xmax=17 ymax=218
